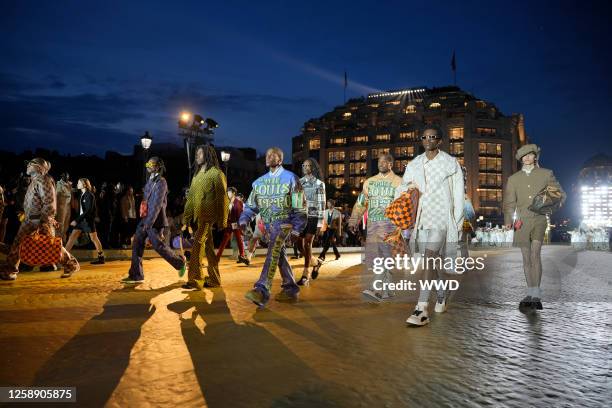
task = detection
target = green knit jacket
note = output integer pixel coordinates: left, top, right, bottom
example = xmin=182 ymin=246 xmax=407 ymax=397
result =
xmin=183 ymin=166 xmax=228 ymax=228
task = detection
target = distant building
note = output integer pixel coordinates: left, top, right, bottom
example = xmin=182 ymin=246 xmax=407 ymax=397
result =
xmin=292 ymin=86 xmax=527 ymax=224
xmin=579 ymin=153 xmax=612 ymax=228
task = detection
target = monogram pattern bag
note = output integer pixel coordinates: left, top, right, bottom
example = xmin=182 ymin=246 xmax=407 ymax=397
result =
xmin=384 ymin=189 xmax=420 ymax=230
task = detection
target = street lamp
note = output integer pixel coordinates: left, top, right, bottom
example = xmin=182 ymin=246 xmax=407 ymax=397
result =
xmin=221 ymin=151 xmax=230 ymax=178
xmin=140 ymin=131 xmax=153 ymax=184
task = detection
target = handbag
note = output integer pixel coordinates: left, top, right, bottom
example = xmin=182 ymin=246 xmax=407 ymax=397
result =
xmin=528 ymin=185 xmax=563 ymax=215
xmin=139 ymin=179 xmax=158 ymax=218
xmin=19 ymin=229 xmax=62 ymax=266
xmin=384 ymin=189 xmax=420 ymax=230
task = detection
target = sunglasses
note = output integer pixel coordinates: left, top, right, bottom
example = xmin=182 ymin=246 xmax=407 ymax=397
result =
xmin=145 ymin=161 xmax=157 ymax=168
xmin=420 ymin=135 xmax=441 ymax=141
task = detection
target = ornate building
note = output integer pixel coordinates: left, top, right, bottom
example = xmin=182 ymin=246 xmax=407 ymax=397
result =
xmin=579 ymin=153 xmax=612 ymax=228
xmin=292 ymin=86 xmax=527 ymax=224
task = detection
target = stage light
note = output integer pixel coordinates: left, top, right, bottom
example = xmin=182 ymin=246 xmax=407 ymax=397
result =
xmin=180 ymin=112 xmax=191 ymax=123
xmin=205 ymin=118 xmax=219 ymax=129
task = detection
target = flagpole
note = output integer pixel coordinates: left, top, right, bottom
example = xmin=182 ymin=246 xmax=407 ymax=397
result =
xmin=344 ymin=70 xmax=347 ymax=104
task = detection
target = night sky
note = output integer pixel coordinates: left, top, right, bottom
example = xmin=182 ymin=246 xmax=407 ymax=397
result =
xmin=1 ymin=0 xmax=611 ymax=192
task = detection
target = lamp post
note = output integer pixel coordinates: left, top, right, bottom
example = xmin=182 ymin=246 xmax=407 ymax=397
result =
xmin=140 ymin=131 xmax=153 ymax=184
xmin=178 ymin=112 xmax=219 ymax=184
xmin=221 ymin=151 xmax=230 ymax=179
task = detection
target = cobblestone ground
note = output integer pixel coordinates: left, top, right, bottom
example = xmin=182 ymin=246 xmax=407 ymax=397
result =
xmin=0 ymin=246 xmax=610 ymax=407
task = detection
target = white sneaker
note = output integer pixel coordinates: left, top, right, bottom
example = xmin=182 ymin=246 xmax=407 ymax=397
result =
xmin=406 ymin=307 xmax=430 ymax=326
xmin=434 ymin=298 xmax=448 ymax=313
xmin=362 ymin=289 xmax=383 ymax=302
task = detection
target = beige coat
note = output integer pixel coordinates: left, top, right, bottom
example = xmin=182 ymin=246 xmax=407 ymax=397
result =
xmin=502 ymin=167 xmax=566 ymax=225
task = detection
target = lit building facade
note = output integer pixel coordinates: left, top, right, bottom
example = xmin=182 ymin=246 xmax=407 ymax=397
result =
xmin=292 ymin=86 xmax=527 ymax=224
xmin=579 ymin=154 xmax=612 ymax=228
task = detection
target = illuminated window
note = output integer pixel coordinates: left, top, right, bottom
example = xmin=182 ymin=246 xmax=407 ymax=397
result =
xmin=394 ymin=159 xmax=410 ymax=173
xmin=395 ymin=145 xmax=414 ymax=157
xmin=371 ymin=148 xmax=390 ymax=158
xmin=450 ymin=142 xmax=463 ymax=156
xmin=349 ymin=149 xmax=367 ymax=161
xmin=387 ymin=100 xmax=400 ymax=105
xmin=476 ymin=100 xmax=487 ymax=109
xmin=480 ymin=206 xmax=500 ymax=216
xmin=448 ymin=127 xmax=464 ymax=140
xmin=328 ymin=151 xmax=345 ymax=162
xmin=369 ymin=103 xmax=379 ymax=108
xmin=353 ymin=135 xmax=368 ymax=143
xmin=375 ymin=133 xmax=391 ymax=142
xmin=349 ymin=162 xmax=367 ymax=175
xmin=478 ymin=189 xmax=502 ymax=202
xmin=309 ymin=138 xmax=320 ymax=150
xmin=349 ymin=177 xmax=365 ymax=188
xmin=478 ymin=142 xmax=502 ymax=156
xmin=478 ymin=172 xmax=502 ymax=186
xmin=478 ymin=157 xmax=502 ymax=171
xmin=477 ymin=127 xmax=497 ymax=137
xmin=329 ymin=137 xmax=346 ymax=145
xmin=328 ymin=163 xmax=345 ymax=176
xmin=429 ymin=102 xmax=441 ymax=108
xmin=404 ymin=105 xmax=416 ymax=113
xmin=399 ymin=131 xmax=416 ymax=140
xmin=343 ymin=112 xmax=352 ymax=118
xmin=329 ymin=177 xmax=345 ymax=189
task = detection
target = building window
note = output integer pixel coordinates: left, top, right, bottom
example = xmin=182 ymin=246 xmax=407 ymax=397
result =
xmin=309 ymin=138 xmax=320 ymax=150
xmin=387 ymin=100 xmax=400 ymax=105
xmin=450 ymin=142 xmax=464 ymax=156
xmin=478 ymin=157 xmax=502 ymax=171
xmin=371 ymin=148 xmax=390 ymax=158
xmin=349 ymin=177 xmax=365 ymax=188
xmin=429 ymin=102 xmax=441 ymax=108
xmin=328 ymin=151 xmax=345 ymax=162
xmin=478 ymin=189 xmax=502 ymax=203
xmin=352 ymin=135 xmax=368 ymax=143
xmin=399 ymin=131 xmax=416 ymax=140
xmin=349 ymin=162 xmax=367 ymax=175
xmin=404 ymin=105 xmax=416 ymax=114
xmin=394 ymin=159 xmax=410 ymax=173
xmin=349 ymin=149 xmax=367 ymax=161
xmin=395 ymin=145 xmax=414 ymax=157
xmin=478 ymin=142 xmax=502 ymax=156
xmin=368 ymin=103 xmax=379 ymax=108
xmin=329 ymin=177 xmax=345 ymax=189
xmin=328 ymin=163 xmax=345 ymax=176
xmin=448 ymin=127 xmax=464 ymax=140
xmin=478 ymin=172 xmax=502 ymax=187
xmin=343 ymin=112 xmax=352 ymax=118
xmin=476 ymin=100 xmax=487 ymax=109
xmin=477 ymin=127 xmax=497 ymax=137
xmin=329 ymin=137 xmax=346 ymax=145
xmin=375 ymin=133 xmax=391 ymax=142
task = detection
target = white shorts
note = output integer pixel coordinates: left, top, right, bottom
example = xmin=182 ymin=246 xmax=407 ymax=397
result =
xmin=416 ymin=228 xmax=447 ymax=253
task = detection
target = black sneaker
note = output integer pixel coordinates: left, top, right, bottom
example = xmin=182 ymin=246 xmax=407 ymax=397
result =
xmin=531 ymin=297 xmax=543 ymax=310
xmin=181 ymin=281 xmax=201 ymax=291
xmin=297 ymin=276 xmax=310 ymax=286
xmin=519 ymin=296 xmax=533 ymax=314
xmin=237 ymin=255 xmax=250 ymax=266
xmin=91 ymin=254 xmax=105 ymax=265
xmin=311 ymin=260 xmax=322 ymax=280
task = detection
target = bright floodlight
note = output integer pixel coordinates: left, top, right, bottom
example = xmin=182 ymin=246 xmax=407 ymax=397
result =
xmin=221 ymin=151 xmax=230 ymax=162
xmin=180 ymin=112 xmax=191 ymax=123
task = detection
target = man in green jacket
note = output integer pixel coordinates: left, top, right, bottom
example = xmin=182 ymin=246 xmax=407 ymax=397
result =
xmin=182 ymin=145 xmax=229 ymax=290
xmin=503 ymin=144 xmax=566 ymax=313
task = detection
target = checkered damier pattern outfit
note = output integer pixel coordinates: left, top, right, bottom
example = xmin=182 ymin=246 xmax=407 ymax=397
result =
xmin=418 ymin=153 xmax=451 ymax=230
xmin=300 ymin=175 xmax=326 ymax=227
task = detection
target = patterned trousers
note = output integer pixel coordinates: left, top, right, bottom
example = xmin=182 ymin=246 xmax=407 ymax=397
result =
xmin=128 ymin=222 xmax=184 ymax=281
xmin=253 ymin=222 xmax=299 ymax=299
xmin=5 ymin=220 xmax=80 ymax=274
xmin=364 ymin=220 xmax=396 ymax=294
xmin=188 ymin=222 xmax=220 ymax=286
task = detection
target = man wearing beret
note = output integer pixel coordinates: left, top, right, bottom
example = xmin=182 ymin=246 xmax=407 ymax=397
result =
xmin=503 ymin=144 xmax=565 ymax=313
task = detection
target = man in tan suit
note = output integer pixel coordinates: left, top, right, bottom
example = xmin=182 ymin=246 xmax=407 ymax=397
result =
xmin=503 ymin=144 xmax=565 ymax=313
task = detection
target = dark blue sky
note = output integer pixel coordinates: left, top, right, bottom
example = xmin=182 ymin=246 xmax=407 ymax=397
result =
xmin=1 ymin=0 xmax=611 ymax=190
